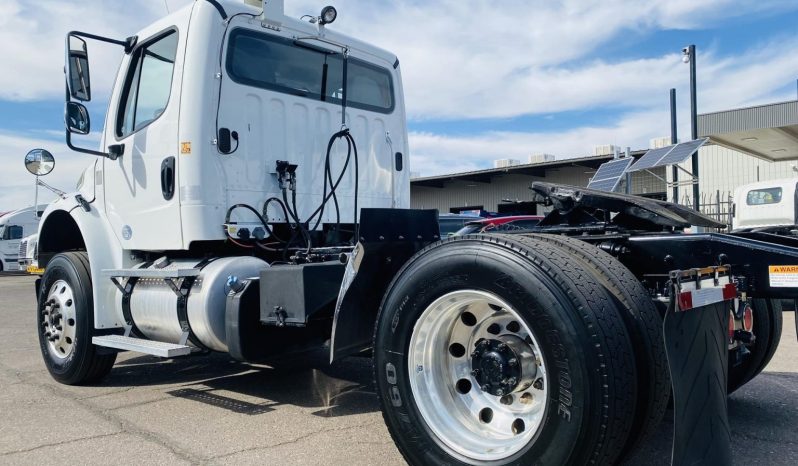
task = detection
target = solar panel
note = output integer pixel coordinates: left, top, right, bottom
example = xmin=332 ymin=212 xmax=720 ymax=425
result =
xmin=587 ymin=157 xmax=634 ymax=192
xmin=587 ymin=178 xmax=622 ymax=192
xmin=656 ymin=138 xmax=707 ymax=167
xmin=628 ymin=146 xmax=674 ymax=172
xmin=628 ymin=138 xmax=709 ymax=172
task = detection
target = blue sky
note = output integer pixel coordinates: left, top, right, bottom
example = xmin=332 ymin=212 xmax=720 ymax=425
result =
xmin=2 ymin=0 xmax=798 ymax=210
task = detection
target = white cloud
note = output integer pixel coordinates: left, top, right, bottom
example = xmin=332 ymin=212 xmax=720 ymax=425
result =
xmin=315 ymin=0 xmax=798 ymax=119
xmin=1 ymin=0 xmax=797 ymax=206
xmin=0 ymin=0 xmax=171 ymax=101
xmin=0 ymin=132 xmax=91 ymax=212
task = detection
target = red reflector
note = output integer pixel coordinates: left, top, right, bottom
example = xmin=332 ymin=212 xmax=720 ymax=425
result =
xmin=678 ymin=291 xmax=693 ymax=310
xmin=743 ymin=305 xmax=754 ymax=332
xmin=722 ymin=283 xmax=737 ymax=300
xmin=729 ymin=311 xmax=735 ymax=340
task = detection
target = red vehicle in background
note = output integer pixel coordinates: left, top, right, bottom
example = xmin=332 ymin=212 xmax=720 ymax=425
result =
xmin=454 ymin=215 xmax=544 ymax=235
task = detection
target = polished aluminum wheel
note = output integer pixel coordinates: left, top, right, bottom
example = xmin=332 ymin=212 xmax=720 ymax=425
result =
xmin=42 ymin=280 xmax=78 ymax=359
xmin=408 ymin=290 xmax=548 ymax=461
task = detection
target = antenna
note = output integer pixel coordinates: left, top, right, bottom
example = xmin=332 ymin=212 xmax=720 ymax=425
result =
xmin=164 ymin=0 xmax=171 ymax=13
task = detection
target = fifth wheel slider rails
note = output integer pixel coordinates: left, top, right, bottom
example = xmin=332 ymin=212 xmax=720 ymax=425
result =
xmin=27 ymin=1 xmax=796 ymax=464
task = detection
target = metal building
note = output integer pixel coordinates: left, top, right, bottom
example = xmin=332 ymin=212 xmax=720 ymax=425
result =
xmin=411 ymin=153 xmax=666 ymax=214
xmin=411 ymin=99 xmax=798 ymax=219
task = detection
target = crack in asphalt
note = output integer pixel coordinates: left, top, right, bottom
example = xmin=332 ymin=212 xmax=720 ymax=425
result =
xmin=0 ymin=360 xmax=203 ymax=464
xmin=0 ymin=433 xmax=121 ymax=457
xmin=206 ymin=420 xmax=384 ymax=463
xmin=732 ymin=430 xmax=798 ymax=446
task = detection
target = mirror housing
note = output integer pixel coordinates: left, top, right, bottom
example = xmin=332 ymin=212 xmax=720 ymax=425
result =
xmin=24 ymin=149 xmax=56 ymax=177
xmin=67 ymin=35 xmax=91 ymax=101
xmin=65 ymin=102 xmax=91 ymax=135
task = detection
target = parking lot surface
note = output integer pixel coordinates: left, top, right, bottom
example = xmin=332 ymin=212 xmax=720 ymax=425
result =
xmin=0 ymin=274 xmax=796 ymax=465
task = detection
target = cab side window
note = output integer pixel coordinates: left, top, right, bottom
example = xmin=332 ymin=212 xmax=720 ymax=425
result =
xmin=116 ymin=30 xmax=179 ymax=138
xmin=3 ymin=225 xmax=23 ymax=240
xmin=746 ymin=187 xmax=782 ymax=205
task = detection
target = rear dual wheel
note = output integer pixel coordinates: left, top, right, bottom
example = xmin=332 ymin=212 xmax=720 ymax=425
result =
xmin=374 ymin=235 xmax=638 ymax=465
xmin=727 ymin=298 xmax=783 ymax=393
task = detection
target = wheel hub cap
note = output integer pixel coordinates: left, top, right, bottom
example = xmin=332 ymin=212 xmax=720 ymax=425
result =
xmin=42 ymin=280 xmax=77 ymax=359
xmin=471 ymin=338 xmax=524 ymax=396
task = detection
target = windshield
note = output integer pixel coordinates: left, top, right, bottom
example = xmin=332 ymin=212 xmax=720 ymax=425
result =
xmin=226 ymin=28 xmax=395 ymax=114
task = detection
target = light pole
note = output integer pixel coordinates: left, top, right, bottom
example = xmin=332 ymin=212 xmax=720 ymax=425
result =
xmin=682 ymin=45 xmax=699 ymax=211
xmin=670 ymin=88 xmax=678 ymax=203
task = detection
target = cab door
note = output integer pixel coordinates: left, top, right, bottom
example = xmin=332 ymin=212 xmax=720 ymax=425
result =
xmin=103 ymin=29 xmax=184 ymax=250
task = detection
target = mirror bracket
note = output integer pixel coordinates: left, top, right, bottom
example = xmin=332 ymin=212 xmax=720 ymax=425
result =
xmin=108 ymin=144 xmax=125 ymax=160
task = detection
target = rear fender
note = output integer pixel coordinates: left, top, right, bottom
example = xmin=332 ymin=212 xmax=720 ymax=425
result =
xmin=329 ymin=208 xmax=439 ymax=362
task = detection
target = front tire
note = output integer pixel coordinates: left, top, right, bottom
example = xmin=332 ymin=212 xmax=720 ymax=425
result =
xmin=37 ymin=252 xmax=116 ymax=385
xmin=374 ymin=235 xmax=637 ymax=465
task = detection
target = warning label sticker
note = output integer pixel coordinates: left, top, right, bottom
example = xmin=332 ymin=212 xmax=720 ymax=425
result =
xmin=768 ymin=265 xmax=798 ymax=287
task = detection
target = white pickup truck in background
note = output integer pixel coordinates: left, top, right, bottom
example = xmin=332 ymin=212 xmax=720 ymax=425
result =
xmin=732 ymin=178 xmax=798 ymax=232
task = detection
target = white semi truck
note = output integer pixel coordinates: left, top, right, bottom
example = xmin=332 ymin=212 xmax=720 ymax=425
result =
xmin=0 ymin=206 xmax=40 ymax=272
xmin=30 ymin=1 xmax=797 ymax=464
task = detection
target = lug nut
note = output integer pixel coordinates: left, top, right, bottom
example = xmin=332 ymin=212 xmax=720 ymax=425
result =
xmin=481 ymin=384 xmax=490 ymax=392
xmin=471 ymin=369 xmax=480 ymax=377
xmin=497 ymin=343 xmax=507 ymax=351
xmin=533 ymin=378 xmax=544 ymax=390
xmin=507 ymin=377 xmax=517 ymax=386
xmin=495 ymin=389 xmax=504 ymax=396
xmin=508 ymin=358 xmax=518 ymax=367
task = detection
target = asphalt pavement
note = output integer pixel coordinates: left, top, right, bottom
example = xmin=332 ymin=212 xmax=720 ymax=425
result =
xmin=0 ymin=273 xmax=796 ymax=465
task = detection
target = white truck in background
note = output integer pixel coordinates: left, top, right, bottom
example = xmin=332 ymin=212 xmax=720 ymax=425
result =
xmin=0 ymin=207 xmax=40 ymax=272
xmin=18 ymin=233 xmax=40 ymax=273
xmin=732 ymin=178 xmax=798 ymax=232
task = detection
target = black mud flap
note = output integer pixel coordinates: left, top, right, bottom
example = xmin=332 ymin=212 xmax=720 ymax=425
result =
xmin=663 ymin=301 xmax=733 ymax=466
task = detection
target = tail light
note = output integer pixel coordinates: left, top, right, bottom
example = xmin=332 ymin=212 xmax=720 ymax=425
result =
xmin=728 ymin=311 xmax=736 ymax=341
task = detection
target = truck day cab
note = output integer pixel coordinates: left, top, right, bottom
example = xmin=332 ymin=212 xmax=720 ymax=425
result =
xmin=0 ymin=206 xmax=40 ymax=272
xmin=31 ymin=1 xmax=797 ymax=464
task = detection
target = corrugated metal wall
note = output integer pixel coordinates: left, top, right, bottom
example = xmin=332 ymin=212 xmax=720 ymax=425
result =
xmin=667 ymin=145 xmax=797 ymax=204
xmin=699 ymin=101 xmax=798 ymax=134
xmin=411 ymin=164 xmax=666 ymax=212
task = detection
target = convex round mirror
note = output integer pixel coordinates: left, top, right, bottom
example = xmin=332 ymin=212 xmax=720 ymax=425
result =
xmin=24 ymin=149 xmax=55 ymax=176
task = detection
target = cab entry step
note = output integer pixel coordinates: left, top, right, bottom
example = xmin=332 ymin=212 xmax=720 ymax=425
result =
xmin=92 ymin=335 xmax=191 ymax=358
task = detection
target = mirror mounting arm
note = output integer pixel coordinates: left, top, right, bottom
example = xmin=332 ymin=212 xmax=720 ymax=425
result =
xmin=65 ymin=131 xmax=114 ymax=159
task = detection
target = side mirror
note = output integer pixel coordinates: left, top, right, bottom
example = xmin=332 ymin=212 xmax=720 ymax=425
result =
xmin=67 ymin=35 xmax=91 ymax=101
xmin=65 ymin=101 xmax=91 ymax=135
xmin=24 ymin=149 xmax=56 ymax=177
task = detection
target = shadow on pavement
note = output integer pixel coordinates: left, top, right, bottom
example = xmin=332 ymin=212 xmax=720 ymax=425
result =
xmin=103 ymin=350 xmax=378 ymax=418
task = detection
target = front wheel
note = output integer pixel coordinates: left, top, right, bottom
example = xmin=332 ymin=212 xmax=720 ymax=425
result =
xmin=37 ymin=252 xmax=116 ymax=385
xmin=374 ymin=235 xmax=637 ymax=465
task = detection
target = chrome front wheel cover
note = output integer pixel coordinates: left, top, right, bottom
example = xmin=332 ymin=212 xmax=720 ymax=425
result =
xmin=408 ymin=290 xmax=548 ymax=461
xmin=42 ymin=279 xmax=78 ymax=360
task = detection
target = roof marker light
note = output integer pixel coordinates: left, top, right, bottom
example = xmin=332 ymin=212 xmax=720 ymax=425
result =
xmin=320 ymin=5 xmax=337 ymax=25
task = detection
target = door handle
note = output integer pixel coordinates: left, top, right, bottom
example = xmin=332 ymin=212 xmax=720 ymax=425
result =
xmin=161 ymin=156 xmax=175 ymax=200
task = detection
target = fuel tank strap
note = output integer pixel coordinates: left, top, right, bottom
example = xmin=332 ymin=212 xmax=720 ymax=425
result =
xmin=111 ymin=261 xmax=153 ymax=338
xmin=165 ymin=257 xmax=216 ymax=352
